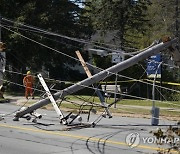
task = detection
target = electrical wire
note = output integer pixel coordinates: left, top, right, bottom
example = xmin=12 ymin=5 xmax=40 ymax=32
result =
xmin=2 ymin=15 xmax=180 ymax=68
xmin=2 ymin=23 xmax=179 ymax=94
xmin=3 ymin=20 xmax=179 ymax=70
xmin=1 ymin=17 xmax=139 ymax=53
xmin=0 ymin=12 xmax=179 ymax=127
xmin=0 ymin=97 xmax=30 ymax=118
xmin=1 ymin=23 xmax=179 ymax=93
xmin=0 ymin=20 xmax=179 ymax=124
xmin=2 ymin=18 xmax=174 ymax=57
xmin=2 ymin=70 xmax=180 ymax=110
xmin=1 ymin=22 xmax=84 ymax=50
xmin=1 ymin=48 xmax=180 ymax=111
xmin=2 ymin=63 xmax=180 ymax=108
xmin=1 ymin=69 xmax=179 ymax=126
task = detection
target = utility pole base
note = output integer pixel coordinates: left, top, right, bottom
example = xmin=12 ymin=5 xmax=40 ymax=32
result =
xmin=13 ymin=117 xmax=19 ymax=121
xmin=151 ymin=107 xmax=160 ymax=126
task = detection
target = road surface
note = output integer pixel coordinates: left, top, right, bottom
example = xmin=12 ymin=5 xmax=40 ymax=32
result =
xmin=0 ymin=98 xmax=179 ymax=154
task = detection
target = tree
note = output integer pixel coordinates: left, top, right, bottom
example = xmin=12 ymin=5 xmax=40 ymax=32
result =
xmin=86 ymin=0 xmax=150 ymax=48
xmin=0 ymin=0 xmax=92 ymax=88
xmin=83 ymin=0 xmax=151 ymax=80
xmin=146 ymin=0 xmax=177 ymax=42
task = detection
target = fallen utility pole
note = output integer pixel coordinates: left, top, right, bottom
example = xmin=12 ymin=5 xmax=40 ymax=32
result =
xmin=14 ymin=38 xmax=178 ymax=120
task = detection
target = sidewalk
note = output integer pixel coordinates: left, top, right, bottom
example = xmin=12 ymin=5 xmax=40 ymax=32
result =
xmin=4 ymin=95 xmax=40 ymax=105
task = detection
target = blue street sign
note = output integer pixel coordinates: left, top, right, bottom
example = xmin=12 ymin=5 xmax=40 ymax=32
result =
xmin=147 ymin=54 xmax=161 ymax=78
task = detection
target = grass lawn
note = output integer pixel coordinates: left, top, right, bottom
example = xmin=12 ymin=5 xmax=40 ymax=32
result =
xmin=58 ymin=95 xmax=180 ymax=120
xmin=13 ymin=95 xmax=180 ymax=120
xmin=65 ymin=95 xmax=180 ymax=108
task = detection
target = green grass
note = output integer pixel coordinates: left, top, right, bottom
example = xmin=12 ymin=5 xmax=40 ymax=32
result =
xmin=119 ymin=99 xmax=180 ymax=108
xmin=61 ymin=95 xmax=180 ymax=119
xmin=14 ymin=95 xmax=180 ymax=119
xmin=66 ymin=95 xmax=180 ymax=108
xmin=58 ymin=100 xmax=180 ymax=118
xmin=109 ymin=107 xmax=180 ymax=117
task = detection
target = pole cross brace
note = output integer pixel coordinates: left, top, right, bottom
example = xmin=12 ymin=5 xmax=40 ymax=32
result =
xmin=37 ymin=74 xmax=67 ymax=125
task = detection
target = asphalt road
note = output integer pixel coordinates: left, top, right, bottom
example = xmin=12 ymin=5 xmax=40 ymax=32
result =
xmin=0 ymin=100 xmax=179 ymax=154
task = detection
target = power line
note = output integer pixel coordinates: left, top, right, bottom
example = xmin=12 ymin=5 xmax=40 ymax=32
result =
xmin=1 ymin=17 xmax=139 ymax=54
xmin=1 ymin=22 xmax=180 ymax=109
xmin=1 ymin=24 xmax=180 ymax=95
xmin=2 ymin=20 xmax=179 ymax=70
xmin=0 ymin=16 xmax=179 ymax=126
xmin=2 ymin=68 xmax=180 ymax=108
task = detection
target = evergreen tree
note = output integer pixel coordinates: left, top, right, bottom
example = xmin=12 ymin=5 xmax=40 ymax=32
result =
xmin=84 ymin=0 xmax=150 ymax=78
xmin=147 ymin=0 xmax=177 ymax=42
xmin=0 ymin=0 xmax=92 ymax=84
xmin=86 ymin=0 xmax=150 ymax=48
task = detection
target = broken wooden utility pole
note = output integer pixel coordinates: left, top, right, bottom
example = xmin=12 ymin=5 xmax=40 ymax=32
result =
xmin=14 ymin=38 xmax=178 ymax=121
xmin=75 ymin=50 xmax=112 ymax=118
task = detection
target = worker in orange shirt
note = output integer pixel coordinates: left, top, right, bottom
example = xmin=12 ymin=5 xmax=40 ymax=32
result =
xmin=23 ymin=71 xmax=34 ymax=99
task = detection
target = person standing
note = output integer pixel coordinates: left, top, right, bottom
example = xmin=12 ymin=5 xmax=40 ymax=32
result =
xmin=23 ymin=71 xmax=34 ymax=99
